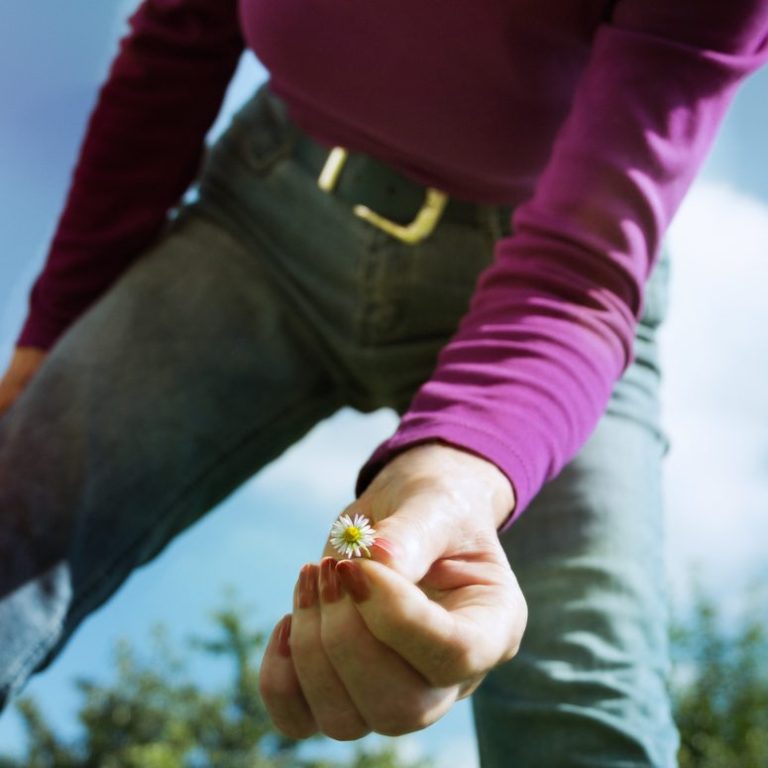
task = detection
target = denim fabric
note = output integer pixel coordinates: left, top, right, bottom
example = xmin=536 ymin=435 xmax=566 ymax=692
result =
xmin=0 ymin=81 xmax=678 ymax=765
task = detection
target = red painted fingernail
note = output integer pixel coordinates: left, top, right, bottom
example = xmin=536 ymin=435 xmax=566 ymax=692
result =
xmin=276 ymin=614 xmax=292 ymax=658
xmin=336 ymin=559 xmax=370 ymax=602
xmin=371 ymin=537 xmax=397 ymax=562
xmin=298 ymin=564 xmax=319 ymax=609
xmin=320 ymin=556 xmax=341 ymax=603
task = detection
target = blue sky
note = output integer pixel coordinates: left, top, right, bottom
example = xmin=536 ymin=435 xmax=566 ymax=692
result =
xmin=1 ymin=3 xmax=767 ymax=764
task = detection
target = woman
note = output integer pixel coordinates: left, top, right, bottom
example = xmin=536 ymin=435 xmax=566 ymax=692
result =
xmin=1 ymin=1 xmax=766 ymax=765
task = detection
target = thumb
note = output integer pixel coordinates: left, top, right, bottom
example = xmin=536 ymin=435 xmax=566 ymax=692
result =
xmin=368 ymin=497 xmax=458 ymax=585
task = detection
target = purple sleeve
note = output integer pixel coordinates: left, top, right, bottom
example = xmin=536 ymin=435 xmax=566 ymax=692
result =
xmin=355 ymin=1 xmax=768 ymax=531
xmin=16 ymin=0 xmax=244 ymax=351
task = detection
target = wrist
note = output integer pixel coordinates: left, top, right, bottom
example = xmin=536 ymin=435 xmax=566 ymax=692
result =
xmin=377 ymin=440 xmax=516 ymax=531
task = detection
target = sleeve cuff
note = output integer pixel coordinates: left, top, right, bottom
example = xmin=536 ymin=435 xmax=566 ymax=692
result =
xmin=15 ymin=308 xmax=66 ymax=352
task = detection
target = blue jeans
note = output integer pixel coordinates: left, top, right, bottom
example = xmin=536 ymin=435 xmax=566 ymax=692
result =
xmin=0 ymin=81 xmax=679 ymax=765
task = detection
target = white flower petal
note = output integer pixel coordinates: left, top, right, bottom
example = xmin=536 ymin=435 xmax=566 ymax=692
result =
xmin=328 ymin=512 xmax=377 ymax=558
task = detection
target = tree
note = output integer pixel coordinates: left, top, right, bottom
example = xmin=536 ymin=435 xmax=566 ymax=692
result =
xmin=669 ymin=579 xmax=768 ymax=768
xmin=0 ymin=593 xmax=432 ymax=768
xmin=5 ymin=581 xmax=766 ymax=767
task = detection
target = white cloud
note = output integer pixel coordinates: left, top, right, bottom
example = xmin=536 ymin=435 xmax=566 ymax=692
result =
xmin=661 ymin=180 xmax=768 ymax=614
xmin=245 ymin=406 xmax=400 ymax=511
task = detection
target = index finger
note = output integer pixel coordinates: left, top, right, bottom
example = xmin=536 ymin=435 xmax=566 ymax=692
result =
xmin=336 ymin=558 xmax=526 ymax=688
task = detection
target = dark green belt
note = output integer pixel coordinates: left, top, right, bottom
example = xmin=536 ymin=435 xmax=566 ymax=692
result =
xmin=291 ymin=131 xmax=512 ymax=241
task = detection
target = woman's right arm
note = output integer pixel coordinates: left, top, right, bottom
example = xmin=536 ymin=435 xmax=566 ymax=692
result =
xmin=15 ymin=0 xmax=244 ymax=354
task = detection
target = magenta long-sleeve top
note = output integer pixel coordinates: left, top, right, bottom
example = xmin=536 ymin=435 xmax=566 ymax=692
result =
xmin=16 ymin=0 xmax=768 ymax=529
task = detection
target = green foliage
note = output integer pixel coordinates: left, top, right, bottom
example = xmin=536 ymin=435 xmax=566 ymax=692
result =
xmin=670 ymin=580 xmax=768 ymax=768
xmin=4 ymin=581 xmax=766 ymax=767
xmin=0 ymin=593 xmax=431 ymax=768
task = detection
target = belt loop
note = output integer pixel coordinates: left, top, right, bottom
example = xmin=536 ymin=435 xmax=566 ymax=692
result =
xmin=316 ymin=144 xmax=450 ymax=245
xmin=495 ymin=205 xmax=514 ymax=239
xmin=478 ymin=204 xmax=501 ymax=241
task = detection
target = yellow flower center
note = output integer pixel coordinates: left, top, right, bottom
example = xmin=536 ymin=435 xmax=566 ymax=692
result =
xmin=343 ymin=525 xmax=361 ymax=544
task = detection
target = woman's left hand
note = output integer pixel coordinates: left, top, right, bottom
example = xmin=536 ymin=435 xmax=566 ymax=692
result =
xmin=258 ymin=441 xmax=528 ymax=740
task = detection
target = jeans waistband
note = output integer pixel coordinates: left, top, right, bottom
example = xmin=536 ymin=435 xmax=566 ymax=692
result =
xmin=254 ymin=82 xmax=514 ymax=239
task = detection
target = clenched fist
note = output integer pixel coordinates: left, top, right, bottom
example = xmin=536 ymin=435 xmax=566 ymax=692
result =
xmin=259 ymin=441 xmax=528 ymax=740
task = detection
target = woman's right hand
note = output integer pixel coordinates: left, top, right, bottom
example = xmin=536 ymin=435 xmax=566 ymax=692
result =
xmin=0 ymin=346 xmax=48 ymax=418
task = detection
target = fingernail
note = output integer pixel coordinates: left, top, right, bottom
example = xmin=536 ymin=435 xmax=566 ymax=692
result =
xmin=371 ymin=537 xmax=397 ymax=562
xmin=336 ymin=559 xmax=370 ymax=603
xmin=276 ymin=614 xmax=292 ymax=658
xmin=298 ymin=564 xmax=319 ymax=609
xmin=319 ymin=556 xmax=341 ymax=603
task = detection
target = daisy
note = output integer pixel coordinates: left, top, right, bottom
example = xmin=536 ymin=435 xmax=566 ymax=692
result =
xmin=329 ymin=513 xmax=376 ymax=559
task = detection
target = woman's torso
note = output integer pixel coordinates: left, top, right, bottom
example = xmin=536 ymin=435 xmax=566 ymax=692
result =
xmin=238 ymin=0 xmax=613 ymax=203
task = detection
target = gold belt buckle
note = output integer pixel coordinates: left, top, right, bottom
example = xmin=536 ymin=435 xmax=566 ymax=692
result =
xmin=317 ymin=147 xmax=448 ymax=245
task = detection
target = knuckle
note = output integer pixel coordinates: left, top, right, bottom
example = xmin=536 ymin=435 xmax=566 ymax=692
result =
xmin=319 ymin=622 xmax=345 ymax=651
xmin=519 ymin=592 xmax=529 ymax=629
xmin=258 ymin=667 xmax=286 ymax=701
xmin=370 ymin=698 xmax=435 ymax=737
xmin=373 ymin=720 xmax=410 ymax=738
xmin=258 ymin=674 xmax=279 ymax=700
xmin=499 ymin=593 xmax=528 ymax=663
xmin=272 ymin=714 xmax=317 ymax=741
xmin=288 ymin=629 xmax=315 ymax=658
xmin=502 ymin=633 xmax=523 ymax=663
xmin=318 ymin=715 xmax=370 ymax=742
xmin=259 ymin=686 xmax=316 ymax=740
xmin=259 ymin=675 xmax=299 ymax=708
xmin=425 ymin=642 xmax=475 ymax=687
xmin=458 ymin=673 xmax=487 ymax=700
xmin=319 ymin=624 xmax=353 ymax=660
